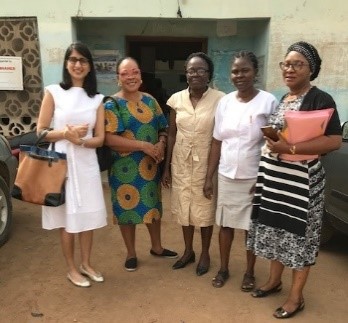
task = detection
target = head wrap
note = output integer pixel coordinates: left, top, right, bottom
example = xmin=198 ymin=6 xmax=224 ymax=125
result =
xmin=286 ymin=41 xmax=322 ymax=81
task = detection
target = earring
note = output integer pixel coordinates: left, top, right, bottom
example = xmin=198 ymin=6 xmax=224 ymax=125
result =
xmin=117 ymin=81 xmax=122 ymax=87
xmin=140 ymin=79 xmax=143 ymax=84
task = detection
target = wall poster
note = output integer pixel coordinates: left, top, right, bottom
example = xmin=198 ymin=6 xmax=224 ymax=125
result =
xmin=0 ymin=56 xmax=23 ymax=90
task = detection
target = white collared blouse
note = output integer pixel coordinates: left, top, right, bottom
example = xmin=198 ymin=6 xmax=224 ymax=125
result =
xmin=213 ymin=90 xmax=278 ymax=179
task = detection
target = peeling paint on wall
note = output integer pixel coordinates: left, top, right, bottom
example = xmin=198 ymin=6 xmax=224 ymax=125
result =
xmin=47 ymin=48 xmax=65 ymax=64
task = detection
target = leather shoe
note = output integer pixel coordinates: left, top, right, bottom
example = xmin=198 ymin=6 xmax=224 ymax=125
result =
xmin=125 ymin=257 xmax=137 ymax=272
xmin=150 ymin=248 xmax=178 ymax=259
xmin=196 ymin=264 xmax=209 ymax=276
xmin=172 ymin=252 xmax=195 ymax=269
xmin=251 ymin=282 xmax=282 ymax=298
xmin=67 ymin=273 xmax=91 ymax=288
xmin=79 ymin=265 xmax=104 ymax=282
xmin=273 ymin=300 xmax=305 ymax=319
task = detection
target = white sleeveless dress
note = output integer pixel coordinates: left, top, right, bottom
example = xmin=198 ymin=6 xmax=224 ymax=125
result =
xmin=42 ymin=85 xmax=107 ymax=233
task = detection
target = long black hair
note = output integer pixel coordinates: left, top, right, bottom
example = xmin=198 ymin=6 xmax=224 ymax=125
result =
xmin=60 ymin=42 xmax=97 ymax=97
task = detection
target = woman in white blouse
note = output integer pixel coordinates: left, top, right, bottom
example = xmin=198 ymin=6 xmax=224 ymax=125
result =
xmin=204 ymin=51 xmax=277 ymax=289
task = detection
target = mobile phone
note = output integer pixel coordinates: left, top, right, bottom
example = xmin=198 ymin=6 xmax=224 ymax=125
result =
xmin=261 ymin=125 xmax=279 ymax=142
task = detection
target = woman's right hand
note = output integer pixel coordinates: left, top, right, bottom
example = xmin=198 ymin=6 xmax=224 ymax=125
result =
xmin=72 ymin=124 xmax=89 ymax=138
xmin=142 ymin=141 xmax=161 ymax=163
xmin=203 ymin=178 xmax=214 ymax=199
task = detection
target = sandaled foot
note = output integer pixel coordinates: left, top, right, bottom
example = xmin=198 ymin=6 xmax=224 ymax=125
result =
xmin=241 ymin=272 xmax=255 ymax=292
xmin=212 ymin=270 xmax=229 ymax=288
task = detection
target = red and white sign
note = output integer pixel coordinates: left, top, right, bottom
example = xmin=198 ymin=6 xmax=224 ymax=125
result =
xmin=0 ymin=56 xmax=23 ymax=90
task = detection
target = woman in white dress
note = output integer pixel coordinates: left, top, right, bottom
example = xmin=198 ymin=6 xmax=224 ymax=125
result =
xmin=37 ymin=42 xmax=107 ymax=287
xmin=204 ymin=51 xmax=277 ymax=289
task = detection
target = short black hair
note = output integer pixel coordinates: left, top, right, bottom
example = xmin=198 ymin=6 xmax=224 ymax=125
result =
xmin=185 ymin=52 xmax=214 ymax=82
xmin=60 ymin=41 xmax=97 ymax=97
xmin=232 ymin=50 xmax=259 ymax=72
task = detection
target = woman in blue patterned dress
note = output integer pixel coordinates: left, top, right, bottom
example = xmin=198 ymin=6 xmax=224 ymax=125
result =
xmin=104 ymin=57 xmax=177 ymax=271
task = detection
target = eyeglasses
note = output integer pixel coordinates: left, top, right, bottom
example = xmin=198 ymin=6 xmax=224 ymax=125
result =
xmin=118 ymin=68 xmax=141 ymax=78
xmin=279 ymin=61 xmax=309 ymax=71
xmin=67 ymin=57 xmax=89 ymax=65
xmin=186 ymin=68 xmax=209 ymax=76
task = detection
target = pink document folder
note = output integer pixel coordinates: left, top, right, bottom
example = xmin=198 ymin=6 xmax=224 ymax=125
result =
xmin=280 ymin=108 xmax=334 ymax=162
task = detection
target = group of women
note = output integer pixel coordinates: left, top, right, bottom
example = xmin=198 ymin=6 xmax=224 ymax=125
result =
xmin=37 ymin=40 xmax=341 ymax=319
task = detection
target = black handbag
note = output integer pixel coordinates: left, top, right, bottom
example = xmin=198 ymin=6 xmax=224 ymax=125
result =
xmin=97 ymin=145 xmax=112 ymax=172
xmin=12 ymin=130 xmax=67 ymax=206
xmin=97 ymin=96 xmax=118 ymax=172
xmin=8 ymin=130 xmax=49 ymax=150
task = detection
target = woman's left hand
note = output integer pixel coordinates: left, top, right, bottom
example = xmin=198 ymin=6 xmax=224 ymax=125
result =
xmin=265 ymin=131 xmax=291 ymax=154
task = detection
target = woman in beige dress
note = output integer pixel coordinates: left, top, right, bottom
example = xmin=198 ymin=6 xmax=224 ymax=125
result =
xmin=162 ymin=52 xmax=225 ymax=276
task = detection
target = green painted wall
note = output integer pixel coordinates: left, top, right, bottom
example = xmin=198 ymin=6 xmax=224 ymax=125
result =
xmin=1 ymin=0 xmax=347 ymax=120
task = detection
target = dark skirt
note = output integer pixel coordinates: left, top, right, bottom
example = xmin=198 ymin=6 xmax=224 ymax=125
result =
xmin=246 ymin=154 xmax=325 ymax=269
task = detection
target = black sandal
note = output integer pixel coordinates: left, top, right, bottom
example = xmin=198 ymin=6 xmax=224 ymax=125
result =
xmin=241 ymin=273 xmax=255 ymax=292
xmin=212 ymin=270 xmax=229 ymax=288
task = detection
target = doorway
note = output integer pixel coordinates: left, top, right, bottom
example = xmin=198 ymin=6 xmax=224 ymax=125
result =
xmin=126 ymin=36 xmax=207 ymax=99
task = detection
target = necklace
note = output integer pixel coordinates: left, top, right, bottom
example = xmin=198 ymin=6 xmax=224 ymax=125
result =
xmin=285 ymin=86 xmax=312 ymax=102
xmin=118 ymin=90 xmax=142 ymax=103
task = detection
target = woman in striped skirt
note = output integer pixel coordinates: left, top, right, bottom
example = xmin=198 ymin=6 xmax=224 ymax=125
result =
xmin=247 ymin=41 xmax=342 ymax=319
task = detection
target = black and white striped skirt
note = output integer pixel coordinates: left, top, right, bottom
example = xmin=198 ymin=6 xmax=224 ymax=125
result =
xmin=246 ymin=154 xmax=325 ymax=269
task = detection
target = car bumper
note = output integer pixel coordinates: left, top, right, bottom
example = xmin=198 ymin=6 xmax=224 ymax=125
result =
xmin=324 ymin=209 xmax=348 ymax=236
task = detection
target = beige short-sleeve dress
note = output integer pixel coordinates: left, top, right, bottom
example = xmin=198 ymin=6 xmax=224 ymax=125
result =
xmin=167 ymin=87 xmax=225 ymax=226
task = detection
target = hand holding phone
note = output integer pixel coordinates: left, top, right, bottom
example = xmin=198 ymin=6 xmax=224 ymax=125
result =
xmin=261 ymin=125 xmax=279 ymax=142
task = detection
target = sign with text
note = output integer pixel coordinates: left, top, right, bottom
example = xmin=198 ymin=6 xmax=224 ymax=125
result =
xmin=0 ymin=56 xmax=23 ymax=90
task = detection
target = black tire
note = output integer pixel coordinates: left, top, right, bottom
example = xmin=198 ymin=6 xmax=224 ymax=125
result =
xmin=0 ymin=176 xmax=12 ymax=247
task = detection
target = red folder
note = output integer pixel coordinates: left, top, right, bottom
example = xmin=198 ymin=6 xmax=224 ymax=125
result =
xmin=280 ymin=108 xmax=334 ymax=161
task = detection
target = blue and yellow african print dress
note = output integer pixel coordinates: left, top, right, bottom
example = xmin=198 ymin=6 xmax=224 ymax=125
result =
xmin=105 ymin=94 xmax=168 ymax=225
